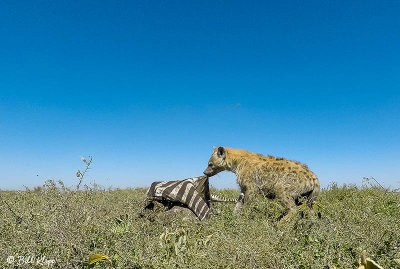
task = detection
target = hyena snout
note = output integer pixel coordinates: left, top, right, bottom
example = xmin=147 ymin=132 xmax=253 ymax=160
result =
xmin=203 ymin=165 xmax=220 ymax=177
xmin=203 ymin=167 xmax=214 ymax=176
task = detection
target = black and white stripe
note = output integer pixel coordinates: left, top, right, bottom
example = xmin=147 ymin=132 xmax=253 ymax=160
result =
xmin=210 ymin=193 xmax=244 ymax=203
xmin=143 ymin=176 xmax=211 ymax=221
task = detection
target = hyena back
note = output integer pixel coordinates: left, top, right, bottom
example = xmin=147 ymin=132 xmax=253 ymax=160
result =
xmin=203 ymin=146 xmax=320 ymax=220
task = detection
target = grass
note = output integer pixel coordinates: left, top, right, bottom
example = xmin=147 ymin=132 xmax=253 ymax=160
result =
xmin=1 ymin=179 xmax=399 ymax=269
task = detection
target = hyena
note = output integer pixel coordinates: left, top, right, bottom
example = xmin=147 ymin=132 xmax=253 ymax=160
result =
xmin=203 ymin=146 xmax=320 ymax=221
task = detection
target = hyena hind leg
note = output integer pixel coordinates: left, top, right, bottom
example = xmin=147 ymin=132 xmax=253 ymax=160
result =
xmin=294 ymin=189 xmax=320 ymax=218
xmin=306 ymin=189 xmax=321 ymax=218
xmin=276 ymin=194 xmax=298 ymax=223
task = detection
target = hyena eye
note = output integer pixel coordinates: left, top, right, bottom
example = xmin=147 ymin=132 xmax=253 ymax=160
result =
xmin=208 ymin=163 xmax=214 ymax=168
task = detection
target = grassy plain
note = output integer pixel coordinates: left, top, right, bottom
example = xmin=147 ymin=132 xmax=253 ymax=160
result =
xmin=1 ymin=180 xmax=399 ymax=268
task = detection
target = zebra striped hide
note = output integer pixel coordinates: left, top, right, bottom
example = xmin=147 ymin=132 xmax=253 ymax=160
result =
xmin=211 ymin=192 xmax=244 ymax=203
xmin=144 ymin=176 xmax=211 ymax=221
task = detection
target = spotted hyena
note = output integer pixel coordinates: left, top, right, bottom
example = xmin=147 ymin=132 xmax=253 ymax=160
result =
xmin=203 ymin=146 xmax=320 ymax=221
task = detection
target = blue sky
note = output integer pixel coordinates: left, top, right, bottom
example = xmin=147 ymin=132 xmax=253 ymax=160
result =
xmin=1 ymin=1 xmax=399 ymax=190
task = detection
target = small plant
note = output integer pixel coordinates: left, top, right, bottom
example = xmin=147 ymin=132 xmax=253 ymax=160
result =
xmin=358 ymin=250 xmax=383 ymax=269
xmin=89 ymin=254 xmax=113 ymax=268
xmin=76 ymin=155 xmax=93 ymax=190
xmin=0 ymin=192 xmax=23 ymax=224
xmin=159 ymin=228 xmax=189 ymax=265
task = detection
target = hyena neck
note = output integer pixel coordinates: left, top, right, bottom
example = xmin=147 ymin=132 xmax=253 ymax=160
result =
xmin=224 ymin=148 xmax=260 ymax=184
xmin=224 ymin=148 xmax=247 ymax=175
xmin=225 ymin=159 xmax=238 ymax=174
xmin=224 ymin=159 xmax=247 ymax=189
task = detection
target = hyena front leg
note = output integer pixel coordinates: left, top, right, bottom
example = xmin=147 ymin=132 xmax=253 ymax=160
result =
xmin=233 ymin=201 xmax=242 ymax=213
xmin=233 ymin=192 xmax=245 ymax=213
xmin=234 ymin=186 xmax=254 ymax=213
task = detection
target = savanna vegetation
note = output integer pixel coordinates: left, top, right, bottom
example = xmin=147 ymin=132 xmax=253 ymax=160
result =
xmin=1 ymin=160 xmax=399 ymax=268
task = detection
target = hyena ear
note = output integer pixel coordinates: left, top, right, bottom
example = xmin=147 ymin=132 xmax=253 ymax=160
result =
xmin=216 ymin=146 xmax=226 ymax=159
xmin=212 ymin=146 xmax=216 ymax=150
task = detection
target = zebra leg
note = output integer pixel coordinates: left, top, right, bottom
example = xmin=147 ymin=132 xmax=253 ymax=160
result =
xmin=138 ymin=200 xmax=155 ymax=218
xmin=143 ymin=200 xmax=155 ymax=210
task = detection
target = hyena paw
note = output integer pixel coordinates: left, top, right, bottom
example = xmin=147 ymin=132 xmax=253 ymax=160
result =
xmin=233 ymin=202 xmax=243 ymax=214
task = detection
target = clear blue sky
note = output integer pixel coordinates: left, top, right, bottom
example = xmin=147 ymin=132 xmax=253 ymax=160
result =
xmin=1 ymin=1 xmax=399 ymax=190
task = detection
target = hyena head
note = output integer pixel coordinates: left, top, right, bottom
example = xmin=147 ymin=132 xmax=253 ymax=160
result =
xmin=203 ymin=146 xmax=228 ymax=177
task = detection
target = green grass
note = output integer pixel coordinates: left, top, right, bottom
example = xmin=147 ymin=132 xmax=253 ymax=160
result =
xmin=1 ymin=180 xmax=399 ymax=268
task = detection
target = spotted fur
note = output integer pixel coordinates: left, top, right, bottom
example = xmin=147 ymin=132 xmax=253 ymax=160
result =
xmin=204 ymin=146 xmax=320 ymax=221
